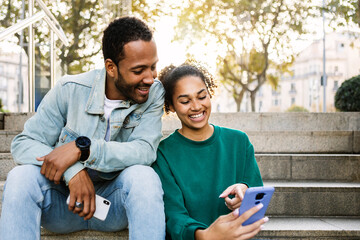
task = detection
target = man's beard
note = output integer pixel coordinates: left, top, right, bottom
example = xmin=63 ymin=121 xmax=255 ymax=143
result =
xmin=114 ymin=69 xmax=151 ymax=104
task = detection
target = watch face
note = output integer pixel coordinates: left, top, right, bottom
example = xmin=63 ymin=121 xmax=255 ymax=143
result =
xmin=76 ymin=136 xmax=91 ymax=148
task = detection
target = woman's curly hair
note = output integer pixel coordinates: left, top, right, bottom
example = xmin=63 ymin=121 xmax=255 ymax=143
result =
xmin=158 ymin=59 xmax=217 ymax=114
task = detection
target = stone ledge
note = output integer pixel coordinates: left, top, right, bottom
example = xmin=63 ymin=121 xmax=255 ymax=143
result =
xmin=162 ymin=112 xmax=360 ymax=132
xmin=1 ymin=153 xmax=360 ymax=182
xmin=264 ymin=181 xmax=360 ymax=216
xmin=41 ymin=217 xmax=360 ymax=240
xmin=256 ymin=154 xmax=360 ymax=182
xmin=162 ymin=130 xmax=360 ymax=153
xmin=258 ymin=217 xmax=360 ymax=239
xmin=0 ymin=113 xmax=3 ymax=130
xmin=41 ymin=229 xmax=128 ymax=240
xmin=5 ymin=112 xmax=360 ymax=132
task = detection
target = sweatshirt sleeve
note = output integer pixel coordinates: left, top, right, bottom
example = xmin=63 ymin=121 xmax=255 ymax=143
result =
xmin=152 ymin=150 xmax=208 ymax=240
xmin=242 ymin=134 xmax=263 ymax=187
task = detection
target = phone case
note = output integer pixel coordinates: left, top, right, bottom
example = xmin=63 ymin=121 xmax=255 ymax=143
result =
xmin=93 ymin=194 xmax=111 ymax=221
xmin=239 ymin=186 xmax=275 ymax=226
xmin=66 ymin=194 xmax=111 ymax=221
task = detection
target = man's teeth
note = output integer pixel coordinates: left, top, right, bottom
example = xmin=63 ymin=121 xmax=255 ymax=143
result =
xmin=190 ymin=112 xmax=203 ymax=118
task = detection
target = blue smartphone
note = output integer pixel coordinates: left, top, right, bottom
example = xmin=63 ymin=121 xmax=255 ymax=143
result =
xmin=239 ymin=186 xmax=275 ymax=225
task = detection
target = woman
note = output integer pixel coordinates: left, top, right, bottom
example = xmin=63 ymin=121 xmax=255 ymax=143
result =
xmin=152 ymin=61 xmax=267 ymax=240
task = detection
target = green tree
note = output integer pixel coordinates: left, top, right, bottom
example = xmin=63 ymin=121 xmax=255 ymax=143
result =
xmin=0 ymin=0 xmax=168 ymax=75
xmin=286 ymin=105 xmax=309 ymax=112
xmin=326 ymin=0 xmax=360 ymax=28
xmin=334 ymin=75 xmax=360 ymax=111
xmin=174 ymin=0 xmax=316 ymax=112
xmin=0 ymin=0 xmax=105 ymax=74
xmin=106 ymin=0 xmax=167 ymax=28
xmin=0 ymin=98 xmax=3 ymax=112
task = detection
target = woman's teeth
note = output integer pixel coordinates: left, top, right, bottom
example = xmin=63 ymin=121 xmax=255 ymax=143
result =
xmin=189 ymin=112 xmax=204 ymax=119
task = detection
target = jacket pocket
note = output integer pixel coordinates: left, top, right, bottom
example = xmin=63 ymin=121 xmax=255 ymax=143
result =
xmin=123 ymin=111 xmax=142 ymax=129
xmin=58 ymin=126 xmax=79 ymax=145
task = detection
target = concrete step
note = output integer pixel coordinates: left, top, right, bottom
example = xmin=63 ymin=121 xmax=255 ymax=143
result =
xmin=4 ymin=129 xmax=360 ymax=154
xmin=41 ymin=228 xmax=128 ymax=239
xmin=0 ymin=130 xmax=20 ymax=153
xmin=249 ymin=130 xmax=360 ymax=153
xmin=163 ymin=130 xmax=360 ymax=153
xmin=1 ymin=179 xmax=359 ymax=239
xmin=258 ymin=217 xmax=360 ymax=239
xmin=4 ymin=112 xmax=360 ymax=132
xmin=0 ymin=114 xmax=3 ymax=130
xmin=162 ymin=112 xmax=360 ymax=132
xmin=5 ymin=218 xmax=360 ymax=240
xmin=0 ymin=153 xmax=15 ymax=181
xmin=1 ymin=112 xmax=34 ymax=131
xmin=264 ymin=181 xmax=360 ymax=217
xmin=40 ymin=217 xmax=360 ymax=239
xmin=257 ymin=154 xmax=360 ymax=182
xmin=1 ymin=153 xmax=359 ymax=182
xmin=1 ymin=181 xmax=359 ymax=218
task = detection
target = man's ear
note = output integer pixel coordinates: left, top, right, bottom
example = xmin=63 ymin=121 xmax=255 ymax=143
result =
xmin=105 ymin=59 xmax=117 ymax=78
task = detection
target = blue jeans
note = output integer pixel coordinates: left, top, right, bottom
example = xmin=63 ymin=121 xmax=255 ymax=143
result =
xmin=0 ymin=165 xmax=165 ymax=240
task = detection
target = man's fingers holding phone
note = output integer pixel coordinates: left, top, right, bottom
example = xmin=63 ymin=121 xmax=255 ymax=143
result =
xmin=67 ymin=195 xmax=96 ymax=220
xmin=80 ymin=196 xmax=96 ymax=220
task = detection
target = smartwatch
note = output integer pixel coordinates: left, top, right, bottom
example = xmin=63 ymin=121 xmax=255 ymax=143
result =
xmin=75 ymin=136 xmax=91 ymax=161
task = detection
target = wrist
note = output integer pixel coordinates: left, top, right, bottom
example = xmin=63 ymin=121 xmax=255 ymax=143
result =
xmin=73 ymin=141 xmax=81 ymax=160
xmin=195 ymin=229 xmax=208 ymax=240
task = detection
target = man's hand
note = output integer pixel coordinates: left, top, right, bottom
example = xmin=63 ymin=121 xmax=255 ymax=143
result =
xmin=195 ymin=205 xmax=268 ymax=240
xmin=37 ymin=141 xmax=81 ymax=184
xmin=67 ymin=169 xmax=96 ymax=220
xmin=219 ymin=184 xmax=248 ymax=211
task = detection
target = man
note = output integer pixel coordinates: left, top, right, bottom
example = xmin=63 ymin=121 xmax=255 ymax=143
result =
xmin=0 ymin=16 xmax=165 ymax=239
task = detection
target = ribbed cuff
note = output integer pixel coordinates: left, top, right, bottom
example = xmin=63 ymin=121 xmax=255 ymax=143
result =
xmin=183 ymin=224 xmax=206 ymax=240
xmin=63 ymin=161 xmax=85 ymax=185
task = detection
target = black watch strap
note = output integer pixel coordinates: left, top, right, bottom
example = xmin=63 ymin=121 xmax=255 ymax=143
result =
xmin=75 ymin=136 xmax=91 ymax=161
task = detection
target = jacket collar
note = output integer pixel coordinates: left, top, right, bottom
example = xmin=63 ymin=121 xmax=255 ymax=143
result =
xmin=85 ymin=68 xmax=133 ymax=115
xmin=85 ymin=68 xmax=106 ymax=114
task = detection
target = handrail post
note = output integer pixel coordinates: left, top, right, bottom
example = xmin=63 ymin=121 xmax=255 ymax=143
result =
xmin=28 ymin=0 xmax=35 ymax=112
xmin=50 ymin=30 xmax=55 ymax=88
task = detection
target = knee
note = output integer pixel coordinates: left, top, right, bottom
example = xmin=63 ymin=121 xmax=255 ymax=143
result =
xmin=6 ymin=165 xmax=41 ymax=183
xmin=121 ymin=165 xmax=163 ymax=195
xmin=5 ymin=165 xmax=43 ymax=195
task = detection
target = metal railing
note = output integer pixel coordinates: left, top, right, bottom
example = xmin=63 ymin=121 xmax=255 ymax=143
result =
xmin=0 ymin=0 xmax=68 ymax=112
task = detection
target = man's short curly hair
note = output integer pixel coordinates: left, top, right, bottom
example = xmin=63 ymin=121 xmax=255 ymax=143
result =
xmin=102 ymin=16 xmax=153 ymax=65
xmin=158 ymin=59 xmax=217 ymax=114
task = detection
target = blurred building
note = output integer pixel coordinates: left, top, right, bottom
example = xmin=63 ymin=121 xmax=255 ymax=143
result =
xmin=256 ymin=32 xmax=360 ymax=112
xmin=0 ymin=43 xmax=29 ymax=112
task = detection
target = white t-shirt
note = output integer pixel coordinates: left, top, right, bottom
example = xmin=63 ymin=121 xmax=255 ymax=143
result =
xmin=104 ymin=95 xmax=122 ymax=141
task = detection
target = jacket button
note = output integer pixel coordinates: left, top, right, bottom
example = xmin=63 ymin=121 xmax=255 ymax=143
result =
xmin=100 ymin=116 xmax=105 ymax=122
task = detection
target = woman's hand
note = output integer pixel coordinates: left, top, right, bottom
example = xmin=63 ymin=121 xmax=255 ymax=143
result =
xmin=195 ymin=204 xmax=268 ymax=240
xmin=219 ymin=183 xmax=248 ymax=211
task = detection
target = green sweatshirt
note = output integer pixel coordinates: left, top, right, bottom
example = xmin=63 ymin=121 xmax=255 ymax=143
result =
xmin=152 ymin=125 xmax=263 ymax=240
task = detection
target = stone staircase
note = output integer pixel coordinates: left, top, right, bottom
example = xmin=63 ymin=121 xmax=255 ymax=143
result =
xmin=1 ymin=112 xmax=360 ymax=239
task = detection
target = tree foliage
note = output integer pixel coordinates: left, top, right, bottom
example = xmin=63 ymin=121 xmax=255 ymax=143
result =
xmin=334 ymin=75 xmax=360 ymax=111
xmin=286 ymin=105 xmax=309 ymax=112
xmin=106 ymin=0 xmax=167 ymax=28
xmin=174 ymin=0 xmax=317 ymax=111
xmin=326 ymin=0 xmax=360 ymax=28
xmin=0 ymin=0 xmax=167 ymax=75
xmin=0 ymin=98 xmax=3 ymax=112
xmin=0 ymin=0 xmax=105 ymax=74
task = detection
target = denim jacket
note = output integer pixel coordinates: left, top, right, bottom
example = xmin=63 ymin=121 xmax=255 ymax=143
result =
xmin=11 ymin=68 xmax=164 ymax=184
